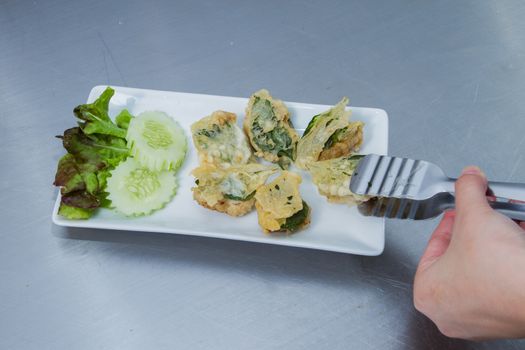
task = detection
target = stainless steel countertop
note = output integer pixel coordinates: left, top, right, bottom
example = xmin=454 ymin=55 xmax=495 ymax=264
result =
xmin=2 ymin=1 xmax=525 ymax=349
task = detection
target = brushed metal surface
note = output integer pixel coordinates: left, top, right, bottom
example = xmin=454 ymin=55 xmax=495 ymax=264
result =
xmin=1 ymin=0 xmax=525 ymax=349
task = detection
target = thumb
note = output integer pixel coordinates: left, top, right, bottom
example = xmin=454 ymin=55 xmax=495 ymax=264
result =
xmin=455 ymin=166 xmax=490 ymax=215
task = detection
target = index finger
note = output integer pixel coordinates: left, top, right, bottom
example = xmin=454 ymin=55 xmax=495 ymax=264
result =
xmin=417 ymin=210 xmax=456 ymax=273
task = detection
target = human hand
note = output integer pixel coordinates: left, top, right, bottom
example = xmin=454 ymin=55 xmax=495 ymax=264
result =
xmin=413 ymin=166 xmax=525 ymax=339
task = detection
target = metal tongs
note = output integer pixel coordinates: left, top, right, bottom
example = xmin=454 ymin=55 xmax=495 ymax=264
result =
xmin=349 ymin=154 xmax=525 ymax=220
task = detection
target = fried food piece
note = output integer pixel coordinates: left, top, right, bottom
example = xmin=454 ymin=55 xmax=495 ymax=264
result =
xmin=191 ymin=110 xmax=253 ymax=168
xmin=244 ymin=89 xmax=299 ymax=168
xmin=191 ymin=163 xmax=278 ymax=216
xmin=296 ymin=97 xmax=363 ymax=169
xmin=308 ymin=155 xmax=369 ymax=205
xmin=318 ymin=122 xmax=363 ymax=161
xmin=254 ymin=171 xmax=310 ymax=233
xmin=193 ymin=188 xmax=255 ymax=217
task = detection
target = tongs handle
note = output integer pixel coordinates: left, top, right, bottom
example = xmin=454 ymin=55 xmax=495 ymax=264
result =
xmin=489 ymin=201 xmax=525 ymax=221
xmin=487 ymin=181 xmax=525 ymax=202
xmin=447 ymin=179 xmax=525 ymax=202
xmin=446 ymin=197 xmax=525 ymax=221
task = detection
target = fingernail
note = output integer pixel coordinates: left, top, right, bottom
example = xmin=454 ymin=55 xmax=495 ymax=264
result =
xmin=461 ymin=166 xmax=486 ymax=179
xmin=461 ymin=166 xmax=481 ymax=175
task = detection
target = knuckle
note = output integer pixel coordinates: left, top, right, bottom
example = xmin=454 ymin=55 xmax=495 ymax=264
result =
xmin=413 ymin=290 xmax=427 ymax=313
xmin=436 ymin=323 xmax=459 ymax=338
xmin=413 ymin=274 xmax=450 ymax=318
xmin=413 ymin=278 xmax=435 ymax=314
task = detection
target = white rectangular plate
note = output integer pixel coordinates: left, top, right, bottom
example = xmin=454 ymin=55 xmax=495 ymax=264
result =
xmin=53 ymin=86 xmax=388 ymax=255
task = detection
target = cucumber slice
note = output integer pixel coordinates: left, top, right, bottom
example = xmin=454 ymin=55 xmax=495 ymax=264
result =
xmin=106 ymin=158 xmax=178 ymax=216
xmin=127 ymin=111 xmax=187 ymax=171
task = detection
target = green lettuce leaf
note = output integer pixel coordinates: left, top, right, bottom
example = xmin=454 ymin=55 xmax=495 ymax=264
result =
xmin=61 ymin=190 xmax=100 ymax=209
xmin=54 ymin=87 xmax=133 ymax=219
xmin=60 ymin=127 xmax=128 ymax=167
xmin=115 ymin=109 xmax=133 ymax=130
xmin=58 ymin=203 xmax=94 ymax=219
xmin=73 ymin=87 xmax=128 ymax=139
xmin=54 ymin=154 xmax=86 ymax=193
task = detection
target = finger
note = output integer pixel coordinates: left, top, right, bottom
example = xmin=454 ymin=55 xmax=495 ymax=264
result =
xmin=417 ymin=210 xmax=456 ymax=272
xmin=520 ymin=222 xmax=525 ymax=230
xmin=455 ymin=166 xmax=490 ymax=215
